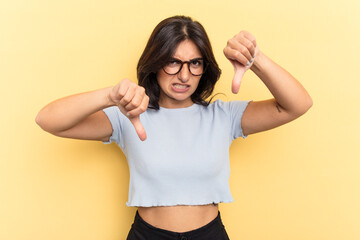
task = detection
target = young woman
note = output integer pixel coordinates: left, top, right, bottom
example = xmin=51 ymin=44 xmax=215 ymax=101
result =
xmin=36 ymin=16 xmax=312 ymax=240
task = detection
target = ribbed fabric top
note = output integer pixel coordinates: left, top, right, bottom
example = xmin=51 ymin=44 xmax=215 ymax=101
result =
xmin=103 ymin=99 xmax=251 ymax=207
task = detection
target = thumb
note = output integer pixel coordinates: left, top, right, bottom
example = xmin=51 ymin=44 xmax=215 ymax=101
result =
xmin=230 ymin=47 xmax=258 ymax=94
xmin=231 ymin=68 xmax=246 ymax=94
xmin=129 ymin=116 xmax=147 ymax=141
xmin=231 ymin=62 xmax=247 ymax=94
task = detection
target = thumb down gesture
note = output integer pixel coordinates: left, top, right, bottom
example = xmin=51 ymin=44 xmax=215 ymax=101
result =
xmin=108 ymin=79 xmax=149 ymax=141
xmin=223 ymin=31 xmax=259 ymax=94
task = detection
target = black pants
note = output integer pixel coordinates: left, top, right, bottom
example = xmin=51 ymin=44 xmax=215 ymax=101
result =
xmin=126 ymin=210 xmax=230 ymax=240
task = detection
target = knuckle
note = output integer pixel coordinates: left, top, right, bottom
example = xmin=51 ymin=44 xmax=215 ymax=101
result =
xmin=131 ymin=82 xmax=138 ymax=88
xmin=240 ymin=48 xmax=250 ymax=59
xmin=250 ymin=45 xmax=255 ymax=53
xmin=118 ymin=90 xmax=125 ymax=98
xmin=139 ymin=85 xmax=145 ymax=90
xmin=124 ymin=105 xmax=133 ymax=111
xmin=235 ymin=51 xmax=242 ymax=59
xmin=139 ymin=105 xmax=147 ymax=112
xmin=128 ymin=84 xmax=136 ymax=91
xmin=239 ymin=45 xmax=247 ymax=53
xmin=223 ymin=47 xmax=229 ymax=56
xmin=145 ymin=100 xmax=149 ymax=108
xmin=245 ymin=41 xmax=253 ymax=50
xmin=122 ymin=95 xmax=131 ymax=103
xmin=235 ymin=53 xmax=246 ymax=64
xmin=138 ymin=86 xmax=145 ymax=94
xmin=249 ymin=37 xmax=255 ymax=44
xmin=132 ymin=99 xmax=141 ymax=108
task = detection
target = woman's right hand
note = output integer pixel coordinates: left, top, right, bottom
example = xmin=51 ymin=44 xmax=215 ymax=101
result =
xmin=108 ymin=79 xmax=149 ymax=141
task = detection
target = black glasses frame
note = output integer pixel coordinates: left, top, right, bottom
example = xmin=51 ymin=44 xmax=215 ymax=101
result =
xmin=162 ymin=58 xmax=207 ymax=76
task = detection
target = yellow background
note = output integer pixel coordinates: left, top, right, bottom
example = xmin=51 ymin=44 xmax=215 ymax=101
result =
xmin=1 ymin=0 xmax=359 ymax=239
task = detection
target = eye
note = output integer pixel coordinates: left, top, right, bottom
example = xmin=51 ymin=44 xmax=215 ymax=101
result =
xmin=190 ymin=59 xmax=203 ymax=67
xmin=167 ymin=60 xmax=181 ymax=66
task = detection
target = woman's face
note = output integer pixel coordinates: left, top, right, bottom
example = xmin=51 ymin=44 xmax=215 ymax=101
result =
xmin=157 ymin=39 xmax=203 ymax=109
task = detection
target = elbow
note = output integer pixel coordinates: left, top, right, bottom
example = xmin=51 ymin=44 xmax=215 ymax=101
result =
xmin=307 ymin=96 xmax=313 ymax=110
xmin=304 ymin=94 xmax=313 ymax=113
xmin=35 ymin=111 xmax=46 ymax=131
xmin=35 ymin=112 xmax=41 ymax=126
xmin=35 ymin=110 xmax=53 ymax=133
xmin=35 ymin=109 xmax=69 ymax=136
xmin=295 ymin=95 xmax=313 ymax=117
xmin=284 ymin=95 xmax=313 ymax=119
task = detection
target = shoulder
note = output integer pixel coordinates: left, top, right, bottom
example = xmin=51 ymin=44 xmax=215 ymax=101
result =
xmin=103 ymin=106 xmax=124 ymax=120
xmin=207 ymin=99 xmax=249 ymax=110
xmin=207 ymin=99 xmax=252 ymax=117
xmin=207 ymin=99 xmax=228 ymax=109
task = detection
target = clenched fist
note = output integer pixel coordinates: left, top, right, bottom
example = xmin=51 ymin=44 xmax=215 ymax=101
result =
xmin=107 ymin=79 xmax=149 ymax=141
xmin=223 ymin=30 xmax=259 ymax=94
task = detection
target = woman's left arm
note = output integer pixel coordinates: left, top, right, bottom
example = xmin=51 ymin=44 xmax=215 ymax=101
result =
xmin=224 ymin=31 xmax=313 ymax=136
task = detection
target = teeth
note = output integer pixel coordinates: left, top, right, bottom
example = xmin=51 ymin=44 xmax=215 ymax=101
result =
xmin=173 ymin=84 xmax=188 ymax=89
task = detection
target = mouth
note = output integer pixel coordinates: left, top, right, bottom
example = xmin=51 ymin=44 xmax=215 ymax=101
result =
xmin=171 ymin=83 xmax=190 ymax=93
xmin=172 ymin=83 xmax=190 ymax=89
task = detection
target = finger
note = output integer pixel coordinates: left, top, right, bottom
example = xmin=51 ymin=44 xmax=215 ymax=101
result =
xmin=239 ymin=31 xmax=257 ymax=49
xmin=232 ymin=64 xmax=247 ymax=94
xmin=119 ymin=83 xmax=137 ymax=106
xmin=235 ymin=35 xmax=256 ymax=58
xmin=130 ymin=116 xmax=147 ymax=141
xmin=227 ymin=38 xmax=253 ymax=62
xmin=124 ymin=86 xmax=145 ymax=112
xmin=127 ymin=95 xmax=149 ymax=117
xmin=224 ymin=47 xmax=249 ymax=66
xmin=108 ymin=83 xmax=122 ymax=104
xmin=117 ymin=79 xmax=131 ymax=99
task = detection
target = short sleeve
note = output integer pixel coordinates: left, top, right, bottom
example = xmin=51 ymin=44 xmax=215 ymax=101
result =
xmin=228 ymin=100 xmax=252 ymax=140
xmin=102 ymin=106 xmax=125 ymax=148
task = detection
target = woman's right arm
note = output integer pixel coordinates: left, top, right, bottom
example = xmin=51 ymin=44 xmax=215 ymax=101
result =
xmin=35 ymin=79 xmax=149 ymax=141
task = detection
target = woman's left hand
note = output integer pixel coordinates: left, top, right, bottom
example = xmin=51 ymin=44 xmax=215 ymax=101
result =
xmin=223 ymin=31 xmax=259 ymax=93
xmin=225 ymin=32 xmax=312 ymax=137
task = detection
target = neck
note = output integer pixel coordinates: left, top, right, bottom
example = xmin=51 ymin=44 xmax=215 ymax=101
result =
xmin=159 ymin=98 xmax=194 ymax=109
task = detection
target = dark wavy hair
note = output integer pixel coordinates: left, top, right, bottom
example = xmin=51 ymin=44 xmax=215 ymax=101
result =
xmin=137 ymin=15 xmax=221 ymax=109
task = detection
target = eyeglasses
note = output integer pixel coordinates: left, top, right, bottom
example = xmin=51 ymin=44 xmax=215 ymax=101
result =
xmin=162 ymin=58 xmax=206 ymax=76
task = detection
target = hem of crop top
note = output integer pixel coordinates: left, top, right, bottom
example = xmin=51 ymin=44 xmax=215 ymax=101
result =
xmin=126 ymin=199 xmax=234 ymax=207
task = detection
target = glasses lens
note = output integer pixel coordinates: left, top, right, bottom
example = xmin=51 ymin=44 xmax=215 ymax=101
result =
xmin=163 ymin=60 xmax=182 ymax=75
xmin=189 ymin=59 xmax=204 ymax=76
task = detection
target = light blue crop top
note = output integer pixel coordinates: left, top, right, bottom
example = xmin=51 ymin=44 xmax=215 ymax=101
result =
xmin=103 ymin=99 xmax=251 ymax=207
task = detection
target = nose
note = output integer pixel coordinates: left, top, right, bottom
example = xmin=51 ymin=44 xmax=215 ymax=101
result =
xmin=178 ymin=63 xmax=190 ymax=82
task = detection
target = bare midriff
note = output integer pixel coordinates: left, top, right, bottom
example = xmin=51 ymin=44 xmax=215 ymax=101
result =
xmin=137 ymin=203 xmax=219 ymax=232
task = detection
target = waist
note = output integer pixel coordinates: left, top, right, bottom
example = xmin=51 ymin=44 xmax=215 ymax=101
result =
xmin=137 ymin=203 xmax=219 ymax=232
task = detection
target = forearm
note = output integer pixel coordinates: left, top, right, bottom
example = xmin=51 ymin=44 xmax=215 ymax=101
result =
xmin=250 ymin=51 xmax=313 ymax=116
xmin=36 ymin=87 xmax=113 ymax=133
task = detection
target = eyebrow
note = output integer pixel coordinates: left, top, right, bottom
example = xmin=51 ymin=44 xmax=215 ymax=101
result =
xmin=169 ymin=57 xmax=204 ymax=61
